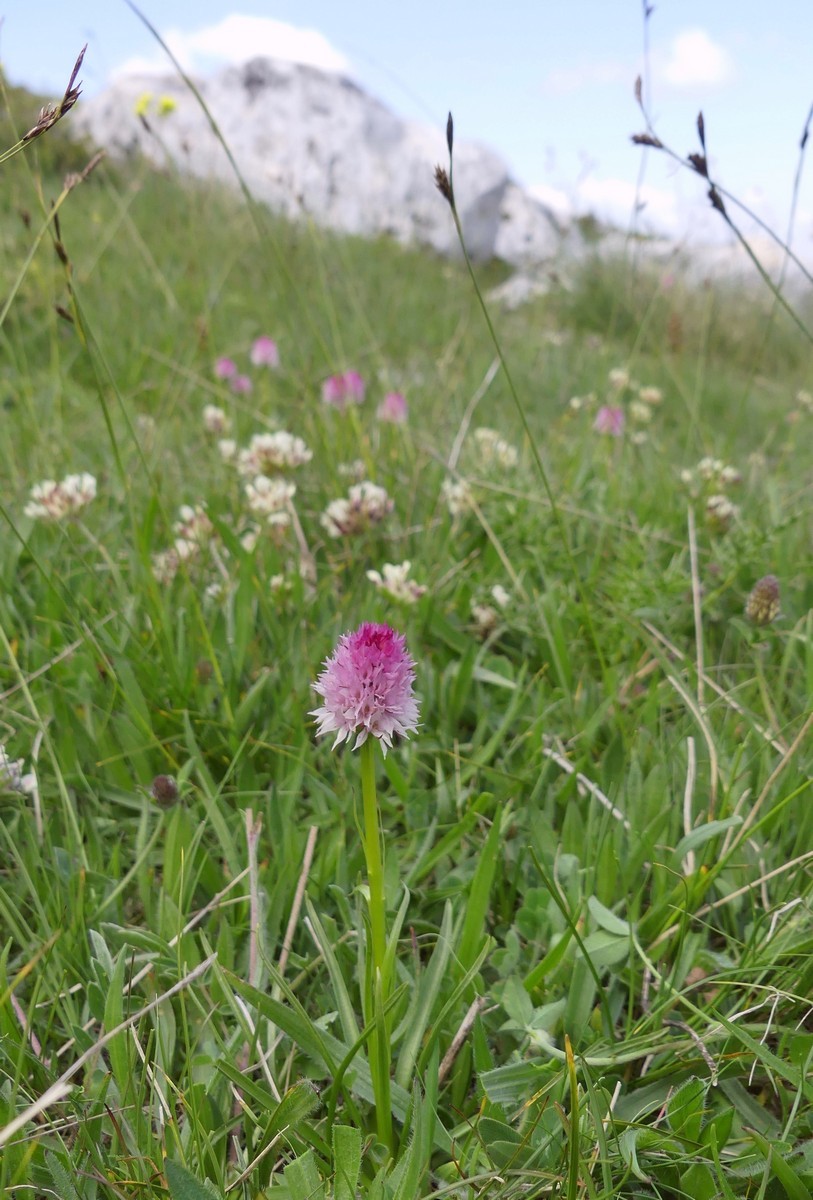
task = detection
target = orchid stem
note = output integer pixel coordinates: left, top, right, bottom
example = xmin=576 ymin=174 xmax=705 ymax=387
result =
xmin=360 ymin=736 xmax=393 ymax=1154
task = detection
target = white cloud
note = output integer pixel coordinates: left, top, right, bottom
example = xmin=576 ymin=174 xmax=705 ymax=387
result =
xmin=575 ymin=176 xmax=684 ymax=234
xmin=660 ymin=29 xmax=734 ymax=89
xmin=113 ymin=15 xmax=350 ymax=81
xmin=528 ymin=182 xmax=572 ymax=222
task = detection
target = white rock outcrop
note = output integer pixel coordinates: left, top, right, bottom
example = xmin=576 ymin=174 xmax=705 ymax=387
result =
xmin=76 ymin=58 xmax=565 ymax=265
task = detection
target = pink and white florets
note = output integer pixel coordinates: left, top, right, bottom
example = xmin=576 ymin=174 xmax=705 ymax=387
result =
xmin=311 ymin=622 xmax=420 ymax=754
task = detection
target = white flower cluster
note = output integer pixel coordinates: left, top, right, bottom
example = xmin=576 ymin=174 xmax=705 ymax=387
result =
xmin=320 ymin=481 xmax=393 ymax=538
xmin=24 ymin=473 xmax=97 ymax=521
xmin=237 ymin=431 xmax=312 ymax=475
xmin=471 ymin=584 xmax=511 ymax=638
xmin=152 ymin=504 xmax=215 ymax=583
xmin=681 ymin=456 xmax=742 ymax=492
xmin=680 ymin=457 xmax=741 ymax=530
xmin=202 ymin=404 xmax=231 ymax=435
xmin=338 ymin=459 xmax=367 ymax=481
xmin=0 ymin=745 xmax=36 ymax=794
xmin=245 ymin=476 xmax=296 ymax=527
xmin=367 ymin=561 xmax=427 ymax=604
xmin=474 ymin=427 xmax=519 ymax=469
xmin=705 ymin=493 xmax=739 ymax=530
xmin=441 ymin=477 xmax=473 ymax=517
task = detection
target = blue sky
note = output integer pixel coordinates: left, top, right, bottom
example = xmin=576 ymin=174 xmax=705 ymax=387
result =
xmin=3 ymin=2 xmax=813 ymax=243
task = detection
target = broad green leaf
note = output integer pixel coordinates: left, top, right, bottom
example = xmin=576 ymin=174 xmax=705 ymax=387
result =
xmin=165 ymin=1159 xmax=222 ymax=1200
xmin=284 ymin=1150 xmax=325 ymax=1200
xmin=587 ymin=895 xmax=631 ymax=936
xmin=666 ymin=1076 xmax=705 ymax=1143
xmin=332 ymin=1125 xmax=362 ymax=1200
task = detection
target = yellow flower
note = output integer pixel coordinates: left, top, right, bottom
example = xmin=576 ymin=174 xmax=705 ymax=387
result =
xmin=134 ymin=91 xmax=153 ymax=118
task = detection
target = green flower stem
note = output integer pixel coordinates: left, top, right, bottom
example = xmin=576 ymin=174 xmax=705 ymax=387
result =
xmin=359 ymin=737 xmax=393 ymax=1155
xmin=361 ymin=738 xmax=387 ymax=980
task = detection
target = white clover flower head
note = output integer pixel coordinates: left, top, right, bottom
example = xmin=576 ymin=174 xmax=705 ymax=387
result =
xmin=680 ymin=468 xmax=694 ymax=486
xmin=638 ymin=386 xmax=663 ymax=405
xmin=205 ymin=580 xmax=225 ymax=602
xmin=0 ymin=745 xmax=36 ymax=794
xmin=441 ymin=477 xmax=473 ymax=517
xmin=237 ymin=431 xmax=312 ymax=475
xmin=25 ymin=473 xmax=97 ymax=521
xmin=697 ymin=456 xmax=723 ymax=481
xmin=270 ymin=573 xmax=291 ymax=594
xmin=474 ymin=427 xmax=519 ymax=468
xmin=240 ymin=526 xmax=262 ymax=553
xmin=218 ymin=438 xmax=237 ymax=462
xmin=706 ymin=493 xmax=739 ymax=530
xmin=629 ymin=400 xmax=653 ymax=424
xmin=244 ymin=476 xmax=295 ymax=526
xmin=471 ymin=602 xmax=499 ymax=638
xmin=720 ymin=465 xmax=741 ymax=486
xmin=367 ymin=560 xmax=427 ymax=604
xmin=491 ymin=584 xmax=511 ymax=609
xmin=795 ymin=389 xmax=813 ymax=412
xmin=203 ymin=404 xmax=231 ymax=435
xmin=630 ymin=430 xmax=649 ymax=446
xmin=569 ymin=395 xmax=585 ymax=412
xmin=338 ymin=459 xmax=367 ymax=481
xmin=607 ymin=367 xmax=630 ymax=392
xmin=174 ymin=505 xmax=214 ymax=547
xmin=152 ymin=547 xmax=181 ymax=585
xmin=320 ymin=481 xmax=394 ymax=538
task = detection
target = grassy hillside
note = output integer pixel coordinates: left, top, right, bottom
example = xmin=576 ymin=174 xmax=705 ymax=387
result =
xmin=1 ymin=77 xmax=812 ymax=1199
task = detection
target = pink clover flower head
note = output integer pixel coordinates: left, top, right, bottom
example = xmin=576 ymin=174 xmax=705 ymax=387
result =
xmin=214 ymin=357 xmax=237 ymax=379
xmin=376 ymin=391 xmax=408 ymax=424
xmin=322 ymin=370 xmax=366 ymax=411
xmin=343 ymin=370 xmax=365 ymax=403
xmin=311 ymin=622 xmax=420 ymax=754
xmin=250 ymin=336 xmax=280 ymax=368
xmin=593 ymin=405 xmax=625 ymax=437
xmin=231 ymin=373 xmax=253 ymax=394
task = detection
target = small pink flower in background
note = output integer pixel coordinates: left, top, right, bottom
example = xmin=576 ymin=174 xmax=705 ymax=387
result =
xmin=322 ymin=375 xmax=346 ymax=408
xmin=593 ymin=405 xmax=625 ymax=437
xmin=343 ymin=370 xmax=365 ymax=402
xmin=231 ymin=374 xmax=253 ymax=395
xmin=322 ymin=370 xmax=366 ymax=411
xmin=250 ymin=336 xmax=280 ymax=368
xmin=376 ymin=391 xmax=408 ymax=424
xmin=311 ymin=622 xmax=420 ymax=754
xmin=214 ymin=357 xmax=237 ymax=380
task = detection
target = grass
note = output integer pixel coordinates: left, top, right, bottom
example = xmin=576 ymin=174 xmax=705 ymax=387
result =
xmin=0 ymin=68 xmax=812 ymax=1200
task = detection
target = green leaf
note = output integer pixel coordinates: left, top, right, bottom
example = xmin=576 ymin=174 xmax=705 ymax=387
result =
xmin=672 ymin=816 xmax=742 ymax=864
xmin=332 ymin=1125 xmax=362 ymax=1200
xmin=746 ymin=1129 xmax=811 ymax=1200
xmin=305 ymin=897 xmax=360 ymax=1048
xmin=45 ymin=1151 xmax=80 ymax=1200
xmin=103 ymin=948 xmax=129 ymax=1102
xmin=165 ymin=1159 xmax=222 ymax=1200
xmin=457 ymin=807 xmax=504 ymax=974
xmin=587 ymin=895 xmax=631 ymax=936
xmin=395 ymin=900 xmax=453 ymax=1088
xmin=284 ymin=1150 xmax=326 ymax=1200
xmin=666 ymin=1076 xmax=706 ymax=1144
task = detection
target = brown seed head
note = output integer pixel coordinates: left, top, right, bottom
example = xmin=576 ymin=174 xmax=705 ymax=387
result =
xmin=745 ymin=575 xmax=781 ymax=626
xmin=150 ymin=774 xmax=179 ymax=805
xmin=434 ymin=164 xmax=453 ymax=205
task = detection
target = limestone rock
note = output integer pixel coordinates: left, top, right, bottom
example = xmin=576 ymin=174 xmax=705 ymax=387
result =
xmin=76 ymin=57 xmax=564 ymax=265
